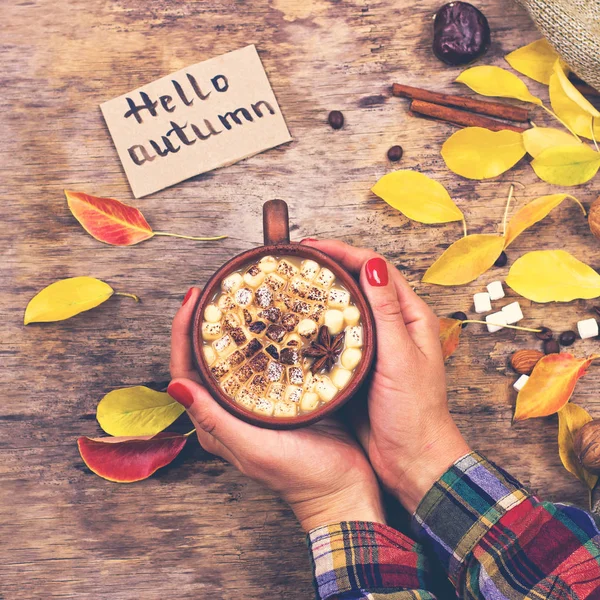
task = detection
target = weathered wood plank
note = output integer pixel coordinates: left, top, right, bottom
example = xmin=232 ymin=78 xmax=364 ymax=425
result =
xmin=2 ymin=0 xmax=599 ymax=597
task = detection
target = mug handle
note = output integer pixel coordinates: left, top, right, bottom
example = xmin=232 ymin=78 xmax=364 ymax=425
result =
xmin=263 ymin=199 xmax=290 ymax=245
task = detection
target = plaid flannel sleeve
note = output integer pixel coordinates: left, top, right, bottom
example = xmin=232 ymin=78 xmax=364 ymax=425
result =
xmin=308 ymin=521 xmax=438 ymax=599
xmin=412 ymin=451 xmax=600 ymax=599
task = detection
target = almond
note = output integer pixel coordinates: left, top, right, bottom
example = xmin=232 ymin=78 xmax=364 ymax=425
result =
xmin=510 ymin=349 xmax=544 ymax=375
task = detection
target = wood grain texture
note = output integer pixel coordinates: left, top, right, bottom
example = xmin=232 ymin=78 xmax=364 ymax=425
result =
xmin=1 ymin=0 xmax=599 ymax=598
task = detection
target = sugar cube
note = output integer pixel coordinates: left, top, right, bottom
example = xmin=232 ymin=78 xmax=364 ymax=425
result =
xmin=513 ymin=374 xmax=529 ymax=392
xmin=474 ymin=292 xmax=492 ymax=314
xmin=485 ymin=311 xmax=507 ymax=333
xmin=502 ymin=301 xmax=523 ymax=325
xmin=487 ymin=280 xmax=505 ymax=301
xmin=577 ymin=318 xmax=599 ymax=340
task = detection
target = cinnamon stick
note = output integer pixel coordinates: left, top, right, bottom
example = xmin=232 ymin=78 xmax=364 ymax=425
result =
xmin=409 ymin=99 xmax=528 ymax=133
xmin=392 ymin=83 xmax=529 ymax=123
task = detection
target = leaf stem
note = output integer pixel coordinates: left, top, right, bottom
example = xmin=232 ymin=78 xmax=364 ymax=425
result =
xmin=114 ymin=292 xmax=140 ymax=303
xmin=153 ymin=231 xmax=227 ymax=242
xmin=592 ymin=117 xmax=599 ymax=152
xmin=566 ymin=194 xmax=587 ymax=216
xmin=184 ymin=429 xmax=197 ymax=437
xmin=462 ymin=218 xmax=467 ymax=238
xmin=502 ymin=184 xmax=514 ymax=236
xmin=541 ymin=104 xmax=582 ymax=142
xmin=461 ymin=319 xmax=543 ymax=333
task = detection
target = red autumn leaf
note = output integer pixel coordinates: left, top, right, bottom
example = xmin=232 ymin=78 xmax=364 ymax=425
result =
xmin=439 ymin=317 xmax=462 ymax=360
xmin=65 ymin=190 xmax=153 ymax=246
xmin=77 ymin=432 xmax=189 ymax=482
xmin=513 ymin=353 xmax=600 ymax=422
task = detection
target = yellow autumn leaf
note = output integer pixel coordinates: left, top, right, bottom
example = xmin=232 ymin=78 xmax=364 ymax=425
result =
xmin=371 ymin=170 xmax=464 ymax=224
xmin=549 ymin=72 xmax=599 ymax=141
xmin=24 ymin=277 xmax=114 ymax=324
xmin=504 ymin=194 xmax=585 ymax=248
xmin=522 ymin=127 xmax=581 ymax=158
xmin=97 ymin=386 xmax=185 ymax=437
xmin=553 ymin=61 xmax=600 ymax=119
xmin=441 ymin=128 xmax=526 ymax=179
xmin=506 ymin=250 xmax=600 ymax=302
xmin=558 ymin=403 xmax=598 ymax=491
xmin=422 ymin=234 xmax=505 ymax=286
xmin=456 ymin=66 xmax=543 ymax=105
xmin=504 ymin=39 xmax=558 ymax=85
xmin=531 ymin=144 xmax=600 ymax=186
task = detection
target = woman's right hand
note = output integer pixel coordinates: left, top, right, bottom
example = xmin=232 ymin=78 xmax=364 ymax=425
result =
xmin=301 ymin=239 xmax=471 ymax=513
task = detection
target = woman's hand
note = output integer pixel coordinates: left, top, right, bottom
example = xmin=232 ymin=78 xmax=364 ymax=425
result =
xmin=168 ymin=287 xmax=385 ymax=532
xmin=301 ymin=239 xmax=471 ymax=513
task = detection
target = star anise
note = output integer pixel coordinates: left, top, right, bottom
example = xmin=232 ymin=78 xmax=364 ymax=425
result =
xmin=302 ymin=326 xmax=345 ymax=374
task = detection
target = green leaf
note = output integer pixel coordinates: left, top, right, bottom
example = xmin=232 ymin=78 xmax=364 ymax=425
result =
xmin=371 ymin=170 xmax=464 ymax=223
xmin=531 ymin=144 xmax=600 ymax=186
xmin=97 ymin=386 xmax=186 ymax=437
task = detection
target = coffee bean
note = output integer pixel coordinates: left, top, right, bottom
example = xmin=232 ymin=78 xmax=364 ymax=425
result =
xmin=543 ymin=339 xmax=560 ymax=355
xmin=494 ymin=251 xmax=508 ymax=267
xmin=387 ymin=145 xmax=403 ymax=161
xmin=450 ymin=311 xmax=468 ymax=328
xmin=328 ymin=110 xmax=344 ymax=130
xmin=559 ymin=330 xmax=577 ymax=346
xmin=535 ymin=326 xmax=553 ymax=341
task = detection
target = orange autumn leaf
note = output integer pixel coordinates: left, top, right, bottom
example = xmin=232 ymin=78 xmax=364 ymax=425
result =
xmin=513 ymin=353 xmax=600 ymax=422
xmin=77 ymin=431 xmax=189 ymax=482
xmin=65 ymin=190 xmax=226 ymax=246
xmin=439 ymin=317 xmax=462 ymax=360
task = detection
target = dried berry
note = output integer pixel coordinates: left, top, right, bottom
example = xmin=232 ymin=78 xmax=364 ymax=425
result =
xmin=543 ymin=339 xmax=560 ymax=355
xmin=433 ymin=2 xmax=491 ymax=66
xmin=328 ymin=110 xmax=344 ymax=130
xmin=559 ymin=330 xmax=577 ymax=347
xmin=387 ymin=145 xmax=403 ymax=162
xmin=494 ymin=251 xmax=508 ymax=267
xmin=535 ymin=326 xmax=553 ymax=341
xmin=574 ymin=420 xmax=600 ymax=475
xmin=450 ymin=310 xmax=468 ymax=328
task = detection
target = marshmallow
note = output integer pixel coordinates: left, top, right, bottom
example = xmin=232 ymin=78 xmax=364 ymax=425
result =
xmin=203 ymin=346 xmax=217 ymax=366
xmin=331 ymin=367 xmax=352 ymax=389
xmin=485 ymin=311 xmax=507 ymax=333
xmin=315 ymin=268 xmax=335 ymax=288
xmin=341 ymin=348 xmax=362 ymax=370
xmin=328 ymin=288 xmax=350 ymax=309
xmin=300 ymin=260 xmax=320 ymax=281
xmin=202 ymin=321 xmax=222 ymax=341
xmin=578 ymin=318 xmax=599 ymax=339
xmin=204 ymin=304 xmax=222 ymax=323
xmin=300 ymin=392 xmax=320 ymax=412
xmin=345 ymin=326 xmax=363 ymax=348
xmin=474 ymin=292 xmax=492 ymax=314
xmin=513 ymin=374 xmax=529 ymax=392
xmin=324 ymin=309 xmax=345 ymax=334
xmin=487 ymin=280 xmax=505 ymax=301
xmin=253 ymin=398 xmax=274 ymax=416
xmin=258 ymin=255 xmax=278 ymax=273
xmin=274 ymin=401 xmax=297 ymax=418
xmin=502 ymin=301 xmax=523 ymax=325
xmin=343 ymin=305 xmax=361 ymax=326
xmin=243 ymin=264 xmax=265 ymax=288
xmin=217 ymin=294 xmax=236 ymax=311
xmin=222 ymin=272 xmax=243 ymax=294
xmin=298 ymin=318 xmax=318 ymax=339
xmin=315 ymin=376 xmax=338 ymax=402
xmin=213 ymin=334 xmax=234 ymax=355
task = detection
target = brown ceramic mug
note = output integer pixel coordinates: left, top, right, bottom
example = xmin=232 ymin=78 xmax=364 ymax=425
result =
xmin=192 ymin=200 xmax=375 ymax=429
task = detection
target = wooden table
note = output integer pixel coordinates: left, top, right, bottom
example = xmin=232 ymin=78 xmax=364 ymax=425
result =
xmin=2 ymin=1 xmax=599 ymax=597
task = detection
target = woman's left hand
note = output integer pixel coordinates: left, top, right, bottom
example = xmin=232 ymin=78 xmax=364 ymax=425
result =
xmin=168 ymin=287 xmax=385 ymax=532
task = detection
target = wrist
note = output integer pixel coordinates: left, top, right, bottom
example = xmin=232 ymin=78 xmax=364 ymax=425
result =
xmin=289 ymin=481 xmax=386 ymax=533
xmin=392 ymin=420 xmax=471 ymax=513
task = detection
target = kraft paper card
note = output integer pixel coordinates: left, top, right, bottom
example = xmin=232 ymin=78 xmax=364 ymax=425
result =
xmin=101 ymin=45 xmax=292 ymax=198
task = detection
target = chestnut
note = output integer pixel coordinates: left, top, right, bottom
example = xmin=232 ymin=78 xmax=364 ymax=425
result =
xmin=433 ymin=2 xmax=491 ymax=66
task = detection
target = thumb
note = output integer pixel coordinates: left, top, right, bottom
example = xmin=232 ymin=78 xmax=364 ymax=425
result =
xmin=167 ymin=378 xmax=244 ymax=442
xmin=359 ymin=256 xmax=414 ymax=367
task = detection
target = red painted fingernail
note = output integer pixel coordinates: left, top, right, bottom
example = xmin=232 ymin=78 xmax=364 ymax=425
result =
xmin=182 ymin=288 xmax=194 ymax=306
xmin=365 ymin=257 xmax=388 ymax=287
xmin=300 ymin=238 xmax=318 ymax=244
xmin=167 ymin=382 xmax=194 ymax=409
